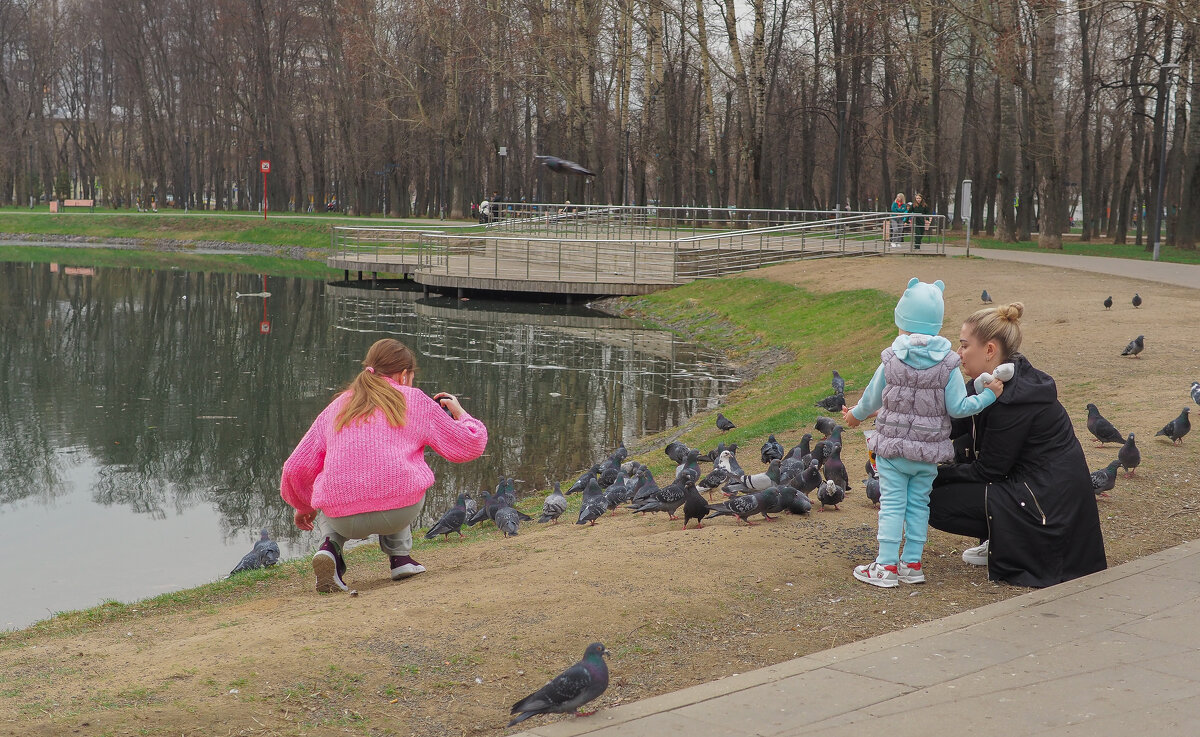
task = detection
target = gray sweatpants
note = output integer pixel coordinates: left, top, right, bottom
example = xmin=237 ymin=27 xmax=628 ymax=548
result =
xmin=318 ymin=497 xmax=426 ymax=557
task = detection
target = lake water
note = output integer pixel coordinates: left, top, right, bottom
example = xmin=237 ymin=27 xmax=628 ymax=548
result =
xmin=0 ymin=260 xmax=737 ymax=630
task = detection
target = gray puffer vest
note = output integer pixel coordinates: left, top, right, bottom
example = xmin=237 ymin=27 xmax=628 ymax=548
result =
xmin=868 ymin=347 xmax=959 ymax=463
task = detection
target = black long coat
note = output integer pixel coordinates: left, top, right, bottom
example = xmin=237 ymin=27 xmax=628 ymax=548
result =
xmin=934 ymin=355 xmax=1107 ymax=587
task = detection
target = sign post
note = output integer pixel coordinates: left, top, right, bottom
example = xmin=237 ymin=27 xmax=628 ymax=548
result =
xmin=961 ymin=179 xmax=973 ymax=257
xmin=260 ymin=160 xmax=271 ymax=220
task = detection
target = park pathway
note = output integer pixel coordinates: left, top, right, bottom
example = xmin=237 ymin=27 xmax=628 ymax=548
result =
xmin=945 ymin=245 xmax=1200 ymax=290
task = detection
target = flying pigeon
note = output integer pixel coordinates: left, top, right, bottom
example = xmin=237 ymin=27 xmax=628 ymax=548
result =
xmin=722 ymin=459 xmax=781 ymax=496
xmin=1118 ymin=433 xmax=1141 ymax=477
xmin=981 ymin=289 xmax=993 ymax=304
xmin=814 ymin=416 xmax=838 ymax=439
xmin=577 ymin=478 xmax=610 ymax=525
xmin=1090 ymin=459 xmax=1121 ymax=498
xmin=230 ymin=529 xmax=281 ymax=575
xmin=1155 ymin=407 xmax=1191 ymax=445
xmin=814 ymin=392 xmax=846 ymax=413
xmin=716 ymin=412 xmax=736 ymax=432
xmin=494 ymin=506 xmax=522 ymax=537
xmin=1085 ymin=403 xmax=1124 ymax=445
xmin=1132 ymin=293 xmax=1142 ymax=308
xmin=760 ymin=434 xmax=784 ymax=464
xmin=817 ymin=480 xmax=845 ymax=511
xmin=533 ymin=154 xmax=596 ymax=178
xmin=1192 ymin=381 xmax=1200 ymax=407
xmin=831 ymin=370 xmax=846 ymax=395
xmin=1121 ymin=335 xmax=1145 ymax=358
xmin=508 ymin=642 xmax=610 ymax=726
xmin=425 ymin=494 xmax=469 ymax=539
xmin=682 ymin=482 xmax=715 ymax=530
xmin=539 ymin=483 xmax=568 ymax=523
xmin=1103 ymin=296 xmax=1113 ymax=310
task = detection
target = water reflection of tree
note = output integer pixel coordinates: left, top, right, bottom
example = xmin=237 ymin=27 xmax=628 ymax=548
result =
xmin=0 ymin=263 xmax=735 ymax=539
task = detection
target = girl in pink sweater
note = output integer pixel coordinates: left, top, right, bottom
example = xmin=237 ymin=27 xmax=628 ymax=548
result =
xmin=281 ymin=338 xmax=488 ymax=592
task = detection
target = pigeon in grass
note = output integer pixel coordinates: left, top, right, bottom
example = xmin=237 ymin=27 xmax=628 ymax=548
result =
xmin=664 ymin=441 xmax=690 ymax=465
xmin=1132 ymin=293 xmax=1142 ymax=308
xmin=464 ymin=494 xmax=478 ymax=520
xmin=832 ymin=370 xmax=846 ymax=395
xmin=715 ymin=445 xmax=744 ymax=475
xmin=1156 ymin=407 xmax=1191 ymax=445
xmin=230 ymin=529 xmax=280 ymax=575
xmin=722 ymin=459 xmax=781 ymax=496
xmin=566 ymin=465 xmax=600 ymax=496
xmin=508 ymin=642 xmax=610 ymax=727
xmin=1103 ymin=296 xmax=1113 ymax=310
xmin=1118 ymin=433 xmax=1141 ymax=477
xmin=814 ymin=392 xmax=846 ymax=413
xmin=577 ymin=478 xmax=610 ymax=525
xmin=682 ymin=482 xmax=715 ymax=530
xmin=716 ymin=412 xmax=736 ymax=432
xmin=465 ymin=491 xmax=494 ymax=526
xmin=495 ymin=506 xmax=522 ymax=537
xmin=1090 ymin=459 xmax=1121 ymax=499
xmin=705 ymin=489 xmax=776 ymax=525
xmin=814 ymin=416 xmax=838 ymax=439
xmin=1121 ymin=335 xmax=1145 ymax=358
xmin=425 ymin=494 xmax=469 ymax=539
xmin=981 ymin=289 xmax=993 ymax=304
xmin=539 ymin=483 xmax=568 ymax=524
xmin=760 ymin=434 xmax=784 ymax=465
xmin=1192 ymin=382 xmax=1200 ymax=407
xmin=1085 ymin=403 xmax=1124 ymax=445
xmin=817 ymin=480 xmax=845 ymax=511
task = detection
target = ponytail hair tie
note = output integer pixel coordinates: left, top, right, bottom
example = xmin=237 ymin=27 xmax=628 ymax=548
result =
xmin=365 ymin=366 xmax=375 ymax=374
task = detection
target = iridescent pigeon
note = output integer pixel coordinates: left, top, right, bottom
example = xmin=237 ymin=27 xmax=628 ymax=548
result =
xmin=230 ymin=529 xmax=280 ymax=575
xmin=1086 ymin=403 xmax=1123 ymax=445
xmin=1118 ymin=433 xmax=1141 ymax=477
xmin=1155 ymin=407 xmax=1191 ymax=445
xmin=508 ymin=642 xmax=610 ymax=726
xmin=1090 ymin=459 xmax=1120 ymax=498
xmin=425 ymin=494 xmax=469 ymax=539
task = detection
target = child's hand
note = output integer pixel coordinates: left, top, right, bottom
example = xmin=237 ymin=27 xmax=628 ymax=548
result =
xmin=984 ymin=377 xmax=1005 ymax=398
xmin=294 ymin=509 xmax=317 ymax=531
xmin=842 ymin=405 xmax=861 ymax=428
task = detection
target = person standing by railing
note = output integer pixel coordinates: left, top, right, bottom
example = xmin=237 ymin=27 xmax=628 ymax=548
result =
xmin=909 ymin=193 xmax=931 ymax=250
xmin=889 ymin=193 xmax=908 ymax=245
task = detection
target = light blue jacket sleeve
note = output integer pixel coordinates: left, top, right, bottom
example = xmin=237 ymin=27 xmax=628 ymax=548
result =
xmin=944 ymin=368 xmax=997 ymax=418
xmin=850 ymin=364 xmax=887 ymax=421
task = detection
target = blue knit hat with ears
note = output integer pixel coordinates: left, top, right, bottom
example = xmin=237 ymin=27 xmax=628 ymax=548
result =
xmin=894 ymin=277 xmax=946 ymax=335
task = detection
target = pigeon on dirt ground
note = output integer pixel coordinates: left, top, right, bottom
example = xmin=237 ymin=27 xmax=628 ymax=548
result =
xmin=1103 ymin=296 xmax=1113 ymax=310
xmin=705 ymin=488 xmax=777 ymax=525
xmin=864 ymin=476 xmax=881 ymax=508
xmin=1155 ymin=407 xmax=1191 ymax=445
xmin=539 ymin=483 xmax=568 ymax=524
xmin=567 ymin=465 xmax=600 ymax=495
xmin=722 ymin=459 xmax=781 ymax=495
xmin=1086 ymin=403 xmax=1124 ymax=445
xmin=1118 ymin=433 xmax=1141 ymax=477
xmin=1090 ymin=459 xmax=1121 ymax=498
xmin=696 ymin=463 xmax=733 ymax=500
xmin=981 ymin=289 xmax=993 ymax=304
xmin=817 ymin=480 xmax=846 ymax=511
xmin=495 ymin=506 xmax=523 ymax=537
xmin=814 ymin=416 xmax=838 ymax=439
xmin=1121 ymin=335 xmax=1144 ymax=358
xmin=577 ymin=478 xmax=610 ymax=525
xmin=831 ymin=370 xmax=846 ymax=395
xmin=664 ymin=441 xmax=689 ymax=465
xmin=760 ymin=434 xmax=784 ymax=464
xmin=682 ymin=482 xmax=715 ymax=530
xmin=230 ymin=529 xmax=281 ymax=575
xmin=628 ymin=471 xmax=696 ymax=520
xmin=1132 ymin=293 xmax=1142 ymax=308
xmin=425 ymin=494 xmax=469 ymax=539
xmin=814 ymin=392 xmax=846 ymax=413
xmin=779 ymin=485 xmax=813 ymax=515
xmin=508 ymin=643 xmax=610 ymax=726
xmin=1192 ymin=382 xmax=1200 ymax=407
xmin=716 ymin=412 xmax=736 ymax=432
xmin=823 ymin=443 xmax=851 ymax=490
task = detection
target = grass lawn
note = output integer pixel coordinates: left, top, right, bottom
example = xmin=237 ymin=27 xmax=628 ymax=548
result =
xmin=0 ymin=244 xmax=343 ymax=279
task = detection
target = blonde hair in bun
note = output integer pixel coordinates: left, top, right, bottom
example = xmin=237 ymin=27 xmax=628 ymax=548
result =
xmin=964 ymin=302 xmax=1024 ymax=357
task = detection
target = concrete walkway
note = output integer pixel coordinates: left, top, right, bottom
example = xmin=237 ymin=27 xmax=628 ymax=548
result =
xmin=513 ymin=541 xmax=1200 ymax=736
xmin=944 ymin=245 xmax=1200 ymax=290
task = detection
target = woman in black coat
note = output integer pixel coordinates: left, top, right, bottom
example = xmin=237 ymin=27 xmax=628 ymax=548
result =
xmin=929 ymin=302 xmax=1107 ymax=587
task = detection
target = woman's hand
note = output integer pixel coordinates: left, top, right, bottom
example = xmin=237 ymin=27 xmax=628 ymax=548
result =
xmin=841 ymin=405 xmax=861 ymax=428
xmin=294 ymin=509 xmax=317 ymax=531
xmin=432 ymin=392 xmax=464 ymax=420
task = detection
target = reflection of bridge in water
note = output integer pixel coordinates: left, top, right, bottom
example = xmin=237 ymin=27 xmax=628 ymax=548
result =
xmin=328 ymin=205 xmax=946 ymax=297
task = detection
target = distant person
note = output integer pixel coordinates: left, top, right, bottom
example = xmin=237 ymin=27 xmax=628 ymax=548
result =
xmin=281 ymin=339 xmax=488 ymax=593
xmin=558 ymin=199 xmax=573 ymax=215
xmin=909 ymin=193 xmax=930 ymax=250
xmin=889 ymin=193 xmax=907 ymax=245
xmin=479 ymin=199 xmax=491 ymax=223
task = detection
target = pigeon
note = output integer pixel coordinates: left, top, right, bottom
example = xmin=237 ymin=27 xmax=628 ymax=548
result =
xmin=494 ymin=506 xmax=522 ymax=537
xmin=539 ymin=483 xmax=568 ymax=524
xmin=508 ymin=642 xmax=610 ymax=726
xmin=425 ymin=494 xmax=469 ymax=539
xmin=609 ymin=441 xmax=628 ymax=465
xmin=1118 ymin=433 xmax=1140 ymax=477
xmin=464 ymin=495 xmax=478 ymax=520
xmin=864 ymin=476 xmax=881 ymax=507
xmin=629 ymin=467 xmax=662 ymax=505
xmin=792 ymin=458 xmax=823 ymax=496
xmin=785 ymin=433 xmax=813 ymax=462
xmin=1085 ymin=403 xmax=1124 ymax=445
xmin=1121 ymin=335 xmax=1144 ymax=358
xmin=567 ymin=465 xmax=600 ymax=495
xmin=1155 ymin=407 xmax=1191 ymax=445
xmin=628 ymin=471 xmax=696 ymax=519
xmin=814 ymin=416 xmax=838 ymax=439
xmin=465 ymin=491 xmax=494 ymax=526
xmin=779 ymin=444 xmax=810 ymax=477
xmin=817 ymin=480 xmax=845 ymax=511
xmin=1090 ymin=459 xmax=1121 ymax=498
xmin=1132 ymin=293 xmax=1142 ymax=308
xmin=696 ymin=464 xmax=733 ymax=500
xmin=981 ymin=289 xmax=992 ymax=304
xmin=1192 ymin=381 xmax=1200 ymax=407
xmin=716 ymin=412 xmax=736 ymax=432
xmin=495 ymin=477 xmax=518 ymax=506
xmin=760 ymin=434 xmax=784 ymax=464
xmin=675 ymin=448 xmax=703 ymax=479
xmin=577 ymin=478 xmax=610 ymax=525
xmin=604 ymin=474 xmax=635 ymax=513
xmin=533 ymin=154 xmax=597 ymax=178
xmin=664 ymin=441 xmax=690 ymax=465
xmin=704 ymin=489 xmax=774 ymax=525
xmin=230 ymin=529 xmax=281 ymax=575
xmin=681 ymin=482 xmax=715 ymax=530
xmin=823 ymin=443 xmax=851 ymax=490
xmin=814 ymin=392 xmax=846 ymax=413
xmin=722 ymin=459 xmax=781 ymax=495
xmin=1103 ymin=296 xmax=1113 ymax=310
xmin=715 ymin=445 xmax=745 ymax=475
xmin=597 ymin=465 xmax=619 ymax=488
xmin=779 ymin=485 xmax=813 ymax=515
xmin=831 ymin=370 xmax=846 ymax=395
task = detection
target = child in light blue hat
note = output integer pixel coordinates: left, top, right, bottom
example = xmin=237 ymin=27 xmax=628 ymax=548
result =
xmin=842 ymin=278 xmax=1006 ymax=587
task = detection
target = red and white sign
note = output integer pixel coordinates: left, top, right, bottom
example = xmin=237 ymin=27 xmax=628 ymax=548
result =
xmin=260 ymin=321 xmax=271 ymax=334
xmin=260 ymin=160 xmax=271 ymax=173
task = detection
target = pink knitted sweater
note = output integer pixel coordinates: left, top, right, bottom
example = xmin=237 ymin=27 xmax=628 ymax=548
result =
xmin=280 ymin=378 xmax=488 ymax=518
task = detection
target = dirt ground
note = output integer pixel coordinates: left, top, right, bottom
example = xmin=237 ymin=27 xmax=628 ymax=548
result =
xmin=2 ymin=255 xmax=1198 ymax=737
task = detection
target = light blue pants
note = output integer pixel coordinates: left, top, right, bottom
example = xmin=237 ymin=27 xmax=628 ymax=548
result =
xmin=875 ymin=456 xmax=939 ymax=566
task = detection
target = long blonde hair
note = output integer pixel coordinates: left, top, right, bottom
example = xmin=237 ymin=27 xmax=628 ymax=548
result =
xmin=334 ymin=339 xmax=418 ymax=431
xmin=964 ymin=302 xmax=1024 ymax=359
